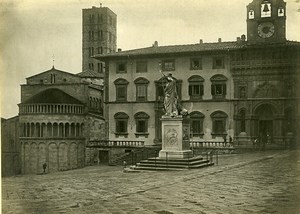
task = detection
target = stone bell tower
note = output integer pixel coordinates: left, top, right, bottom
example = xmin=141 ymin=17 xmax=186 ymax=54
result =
xmin=247 ymin=0 xmax=286 ymax=44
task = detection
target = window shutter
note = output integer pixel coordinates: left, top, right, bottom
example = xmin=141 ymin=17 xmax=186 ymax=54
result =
xmin=223 ymin=84 xmax=227 ymax=95
xmin=189 ymin=85 xmax=192 ymax=96
xmin=200 ymin=85 xmax=204 ymax=96
xmin=211 ymin=84 xmax=215 ymax=95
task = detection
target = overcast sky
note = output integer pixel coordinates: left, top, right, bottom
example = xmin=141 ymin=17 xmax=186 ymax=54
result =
xmin=1 ymin=0 xmax=299 ymax=118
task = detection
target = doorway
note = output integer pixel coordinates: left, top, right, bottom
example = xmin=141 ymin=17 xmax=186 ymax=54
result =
xmin=98 ymin=150 xmax=109 ymax=164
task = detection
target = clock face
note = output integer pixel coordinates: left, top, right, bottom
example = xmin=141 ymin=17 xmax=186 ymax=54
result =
xmin=258 ymin=22 xmax=275 ymax=38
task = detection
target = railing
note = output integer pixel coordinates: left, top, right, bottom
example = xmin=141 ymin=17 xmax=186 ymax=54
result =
xmin=190 ymin=141 xmax=233 ymax=148
xmin=19 ymin=103 xmax=84 ymax=114
xmin=87 ymin=140 xmax=145 ymax=148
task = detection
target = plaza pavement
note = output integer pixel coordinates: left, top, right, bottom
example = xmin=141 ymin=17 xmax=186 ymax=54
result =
xmin=2 ymin=149 xmax=300 ymax=214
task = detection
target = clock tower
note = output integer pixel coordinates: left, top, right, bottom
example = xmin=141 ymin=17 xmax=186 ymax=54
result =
xmin=247 ymin=0 xmax=286 ymax=44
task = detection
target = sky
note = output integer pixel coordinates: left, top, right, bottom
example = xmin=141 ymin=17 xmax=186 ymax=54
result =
xmin=0 ymin=0 xmax=299 ymax=118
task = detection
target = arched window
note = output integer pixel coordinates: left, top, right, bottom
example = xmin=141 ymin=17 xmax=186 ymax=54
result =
xmin=134 ymin=112 xmax=150 ymax=137
xmin=134 ymin=77 xmax=149 ymax=101
xmin=188 ymin=75 xmax=204 ymax=100
xmin=114 ymin=78 xmax=129 ymax=102
xmin=190 ymin=111 xmax=205 ymax=138
xmin=211 ymin=111 xmax=228 ymax=137
xmin=114 ymin=112 xmax=129 ymax=137
xmin=210 ymin=74 xmax=227 ymax=99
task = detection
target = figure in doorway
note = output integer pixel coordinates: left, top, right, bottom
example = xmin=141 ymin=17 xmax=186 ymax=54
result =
xmin=43 ymin=163 xmax=47 ymax=174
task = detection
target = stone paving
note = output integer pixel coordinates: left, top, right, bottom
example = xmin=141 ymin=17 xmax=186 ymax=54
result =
xmin=2 ymin=149 xmax=300 ymax=214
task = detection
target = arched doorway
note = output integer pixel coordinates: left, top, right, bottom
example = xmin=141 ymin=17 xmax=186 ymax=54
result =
xmin=254 ymin=104 xmax=275 ymax=144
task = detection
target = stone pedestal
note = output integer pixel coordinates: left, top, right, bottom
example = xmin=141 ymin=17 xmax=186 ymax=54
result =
xmin=159 ymin=116 xmax=192 ymax=159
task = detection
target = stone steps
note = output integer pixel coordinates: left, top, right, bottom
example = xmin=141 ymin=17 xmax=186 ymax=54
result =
xmin=130 ymin=155 xmax=214 ymax=171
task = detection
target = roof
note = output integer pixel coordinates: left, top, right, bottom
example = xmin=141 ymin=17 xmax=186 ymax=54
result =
xmin=77 ymin=69 xmax=102 ymax=78
xmin=94 ymin=40 xmax=300 ymax=60
xmin=26 ymin=66 xmax=78 ymax=79
xmin=23 ymin=88 xmax=83 ymax=104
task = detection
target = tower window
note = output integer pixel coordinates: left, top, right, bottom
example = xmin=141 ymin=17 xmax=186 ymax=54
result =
xmin=278 ymin=8 xmax=284 ymax=17
xmin=261 ymin=2 xmax=271 ymax=18
xmin=248 ymin=10 xmax=254 ymax=19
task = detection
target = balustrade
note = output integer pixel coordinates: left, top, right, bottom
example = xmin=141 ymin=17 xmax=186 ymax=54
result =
xmin=87 ymin=140 xmax=145 ymax=148
xmin=19 ymin=104 xmax=84 ymax=114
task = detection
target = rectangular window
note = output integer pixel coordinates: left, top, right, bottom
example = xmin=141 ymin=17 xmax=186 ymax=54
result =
xmin=116 ymin=62 xmax=127 ymax=73
xmin=116 ymin=85 xmax=126 ymax=101
xmin=190 ymin=58 xmax=202 ymax=70
xmin=116 ymin=120 xmax=127 ymax=133
xmin=211 ymin=83 xmax=226 ymax=98
xmin=137 ymin=120 xmax=147 ymax=133
xmin=137 ymin=85 xmax=147 ymax=101
xmin=97 ymin=63 xmax=102 ymax=73
xmin=214 ymin=120 xmax=225 ymax=133
xmin=191 ymin=120 xmax=203 ymax=136
xmin=136 ymin=61 xmax=147 ymax=73
xmin=213 ymin=57 xmax=225 ymax=69
xmin=89 ymin=63 xmax=94 ymax=70
xmin=162 ymin=59 xmax=175 ymax=71
xmin=189 ymin=85 xmax=204 ymax=96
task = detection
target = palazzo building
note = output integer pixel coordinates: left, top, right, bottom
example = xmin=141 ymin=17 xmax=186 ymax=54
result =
xmin=95 ymin=0 xmax=300 ymax=147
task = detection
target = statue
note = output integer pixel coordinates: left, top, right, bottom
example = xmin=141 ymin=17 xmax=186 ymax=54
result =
xmin=160 ymin=71 xmax=178 ymax=117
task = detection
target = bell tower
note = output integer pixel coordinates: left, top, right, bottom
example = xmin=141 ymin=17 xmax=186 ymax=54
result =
xmin=247 ymin=0 xmax=286 ymax=44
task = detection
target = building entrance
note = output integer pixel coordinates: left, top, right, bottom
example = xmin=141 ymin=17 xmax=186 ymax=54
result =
xmin=98 ymin=150 xmax=109 ymax=164
xmin=259 ymin=120 xmax=273 ymax=143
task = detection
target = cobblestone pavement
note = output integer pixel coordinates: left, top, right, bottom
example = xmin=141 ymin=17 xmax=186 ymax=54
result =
xmin=2 ymin=150 xmax=300 ymax=214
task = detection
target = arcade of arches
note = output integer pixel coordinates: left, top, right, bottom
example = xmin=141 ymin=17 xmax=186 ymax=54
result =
xmin=235 ymin=103 xmax=296 ymax=144
xmin=20 ymin=141 xmax=85 ymax=174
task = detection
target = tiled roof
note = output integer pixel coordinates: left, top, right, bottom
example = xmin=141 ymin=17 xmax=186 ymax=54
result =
xmin=77 ymin=69 xmax=102 ymax=78
xmin=94 ymin=40 xmax=300 ymax=60
xmin=24 ymin=88 xmax=83 ymax=104
xmin=94 ymin=41 xmax=246 ymax=59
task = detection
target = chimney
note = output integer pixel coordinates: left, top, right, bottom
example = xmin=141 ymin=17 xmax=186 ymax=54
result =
xmin=241 ymin=34 xmax=246 ymax=42
xmin=218 ymin=38 xmax=222 ymax=43
xmin=199 ymin=39 xmax=203 ymax=44
xmin=153 ymin=41 xmax=158 ymax=47
xmin=118 ymin=48 xmax=122 ymax=52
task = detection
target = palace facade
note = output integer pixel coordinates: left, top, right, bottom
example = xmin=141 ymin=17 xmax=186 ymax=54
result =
xmin=95 ymin=0 xmax=300 ymax=147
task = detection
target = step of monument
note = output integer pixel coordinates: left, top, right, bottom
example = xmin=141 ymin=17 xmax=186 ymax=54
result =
xmin=131 ymin=162 xmax=214 ymax=171
xmin=136 ymin=161 xmax=212 ymax=169
xmin=139 ymin=159 xmax=210 ymax=166
xmin=146 ymin=156 xmax=205 ymax=163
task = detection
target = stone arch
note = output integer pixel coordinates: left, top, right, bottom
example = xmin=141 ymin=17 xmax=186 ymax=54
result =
xmin=253 ymin=103 xmax=277 ymax=117
xmin=48 ymin=143 xmax=58 ymax=173
xmin=77 ymin=142 xmax=85 ymax=168
xmin=53 ymin=123 xmax=58 ymax=137
xmin=38 ymin=143 xmax=47 ymax=174
xmin=29 ymin=143 xmax=38 ymax=174
xmin=24 ymin=142 xmax=30 ymax=173
xmin=69 ymin=142 xmax=78 ymax=169
xmin=59 ymin=143 xmax=68 ymax=171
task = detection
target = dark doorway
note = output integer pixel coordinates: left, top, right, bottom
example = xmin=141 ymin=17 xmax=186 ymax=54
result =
xmin=98 ymin=150 xmax=109 ymax=164
xmin=259 ymin=120 xmax=273 ymax=144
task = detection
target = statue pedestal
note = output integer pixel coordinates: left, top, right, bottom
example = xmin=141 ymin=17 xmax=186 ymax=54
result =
xmin=159 ymin=116 xmax=192 ymax=159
